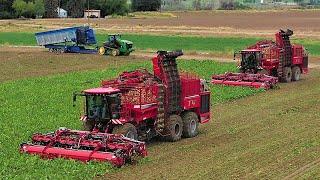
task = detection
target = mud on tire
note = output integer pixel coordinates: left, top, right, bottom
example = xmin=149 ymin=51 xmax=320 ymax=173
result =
xmin=112 ymin=123 xmax=138 ymax=140
xmin=164 ymin=115 xmax=183 ymax=142
xmin=181 ymin=112 xmax=199 ymax=138
xmin=282 ymin=67 xmax=292 ymax=83
xmin=291 ymin=66 xmax=301 ymax=81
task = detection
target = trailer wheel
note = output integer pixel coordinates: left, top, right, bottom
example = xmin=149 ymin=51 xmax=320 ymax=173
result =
xmin=98 ymin=47 xmax=106 ymax=55
xmin=165 ymin=115 xmax=183 ymax=142
xmin=59 ymin=48 xmax=65 ymax=53
xmin=181 ymin=112 xmax=199 ymax=138
xmin=83 ymin=120 xmax=95 ymax=131
xmin=292 ymin=66 xmax=301 ymax=81
xmin=113 ymin=123 xmax=138 ymax=140
xmin=282 ymin=67 xmax=292 ymax=83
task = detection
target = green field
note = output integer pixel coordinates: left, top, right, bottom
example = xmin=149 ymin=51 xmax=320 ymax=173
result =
xmin=0 ymin=60 xmax=261 ymax=179
xmin=1 ymin=32 xmax=319 ymax=56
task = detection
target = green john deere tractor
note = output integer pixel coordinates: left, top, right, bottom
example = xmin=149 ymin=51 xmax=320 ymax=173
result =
xmin=98 ymin=34 xmax=134 ymax=56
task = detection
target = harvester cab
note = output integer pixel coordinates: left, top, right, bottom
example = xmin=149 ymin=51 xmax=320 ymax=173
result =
xmin=73 ymin=87 xmax=122 ymax=132
xmin=99 ymin=34 xmax=134 ymax=56
xmin=235 ymin=50 xmax=264 ymax=73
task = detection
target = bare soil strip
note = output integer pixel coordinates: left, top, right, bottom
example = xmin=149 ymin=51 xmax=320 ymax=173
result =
xmin=283 ymin=158 xmax=320 ymax=179
xmin=0 ymin=46 xmax=145 ymax=82
xmin=1 ymin=46 xmax=319 ymax=82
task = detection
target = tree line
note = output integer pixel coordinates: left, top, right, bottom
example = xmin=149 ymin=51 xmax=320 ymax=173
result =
xmin=0 ymin=0 xmax=161 ymax=19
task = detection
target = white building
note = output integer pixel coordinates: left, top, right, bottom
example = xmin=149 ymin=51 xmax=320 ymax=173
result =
xmin=57 ymin=8 xmax=67 ymax=18
xmin=84 ymin=10 xmax=101 ymax=18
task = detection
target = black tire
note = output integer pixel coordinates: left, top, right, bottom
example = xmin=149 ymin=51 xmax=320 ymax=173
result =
xmin=112 ymin=123 xmax=138 ymax=140
xmin=291 ymin=66 xmax=301 ymax=81
xmin=282 ymin=67 xmax=292 ymax=83
xmin=164 ymin=115 xmax=183 ymax=142
xmin=181 ymin=112 xmax=199 ymax=138
xmin=83 ymin=120 xmax=95 ymax=131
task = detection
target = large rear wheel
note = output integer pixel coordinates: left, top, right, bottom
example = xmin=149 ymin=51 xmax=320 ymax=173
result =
xmin=164 ymin=115 xmax=183 ymax=142
xmin=181 ymin=112 xmax=199 ymax=138
xmin=282 ymin=67 xmax=292 ymax=83
xmin=291 ymin=66 xmax=301 ymax=81
xmin=112 ymin=123 xmax=138 ymax=140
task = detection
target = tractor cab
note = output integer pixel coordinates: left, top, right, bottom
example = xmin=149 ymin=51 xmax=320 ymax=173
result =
xmin=235 ymin=49 xmax=263 ymax=73
xmin=73 ymin=87 xmax=122 ymax=131
xmin=107 ymin=34 xmax=121 ymax=43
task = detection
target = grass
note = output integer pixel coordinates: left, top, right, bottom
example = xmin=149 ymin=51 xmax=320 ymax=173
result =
xmin=1 ymin=32 xmax=320 ymax=56
xmin=0 ymin=59 xmax=261 ymax=179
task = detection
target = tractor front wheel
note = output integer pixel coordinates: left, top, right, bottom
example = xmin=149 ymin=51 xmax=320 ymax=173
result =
xmin=98 ymin=47 xmax=106 ymax=55
xmin=181 ymin=112 xmax=199 ymax=138
xmin=282 ymin=67 xmax=292 ymax=83
xmin=113 ymin=123 xmax=138 ymax=140
xmin=164 ymin=115 xmax=183 ymax=142
xmin=111 ymin=49 xmax=120 ymax=56
xmin=292 ymin=66 xmax=301 ymax=81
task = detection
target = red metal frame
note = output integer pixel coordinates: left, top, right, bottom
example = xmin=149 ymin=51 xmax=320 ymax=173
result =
xmin=212 ymin=72 xmax=278 ymax=89
xmin=20 ymin=128 xmax=147 ymax=167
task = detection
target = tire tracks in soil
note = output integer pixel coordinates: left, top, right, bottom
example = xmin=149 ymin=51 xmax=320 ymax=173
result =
xmin=283 ymin=158 xmax=320 ymax=179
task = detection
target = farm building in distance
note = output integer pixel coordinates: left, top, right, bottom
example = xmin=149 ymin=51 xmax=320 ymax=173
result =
xmin=57 ymin=8 xmax=67 ymax=18
xmin=84 ymin=10 xmax=101 ymax=18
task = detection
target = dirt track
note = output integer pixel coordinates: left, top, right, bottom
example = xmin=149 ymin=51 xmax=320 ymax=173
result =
xmin=1 ymin=10 xmax=320 ymax=38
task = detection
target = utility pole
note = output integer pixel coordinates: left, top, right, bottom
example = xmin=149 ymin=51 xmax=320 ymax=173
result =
xmin=58 ymin=0 xmax=60 ymax=17
xmin=87 ymin=0 xmax=90 ymax=25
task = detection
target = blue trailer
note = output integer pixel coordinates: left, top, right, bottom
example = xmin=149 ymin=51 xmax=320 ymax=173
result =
xmin=35 ymin=26 xmax=98 ymax=54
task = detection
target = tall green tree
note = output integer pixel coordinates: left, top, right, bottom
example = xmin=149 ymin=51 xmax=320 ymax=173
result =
xmin=131 ymin=0 xmax=161 ymax=11
xmin=89 ymin=0 xmax=129 ymax=17
xmin=34 ymin=0 xmax=45 ymax=17
xmin=44 ymin=0 xmax=58 ymax=18
xmin=67 ymin=0 xmax=86 ymax=18
xmin=12 ymin=0 xmax=27 ymax=16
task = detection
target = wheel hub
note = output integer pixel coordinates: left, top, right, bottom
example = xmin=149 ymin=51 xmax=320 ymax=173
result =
xmin=190 ymin=120 xmax=196 ymax=133
xmin=174 ymin=124 xmax=180 ymax=135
